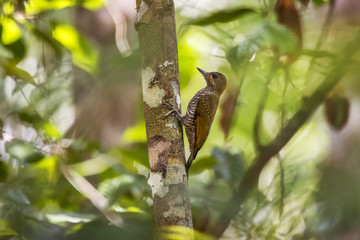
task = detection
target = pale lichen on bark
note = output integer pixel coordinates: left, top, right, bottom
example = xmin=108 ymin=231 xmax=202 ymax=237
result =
xmin=148 ymin=172 xmax=169 ymax=198
xmin=170 ymin=81 xmax=181 ymax=109
xmin=142 ymin=67 xmax=165 ymax=108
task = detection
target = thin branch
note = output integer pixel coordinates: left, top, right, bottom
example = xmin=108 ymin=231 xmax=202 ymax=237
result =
xmin=305 ymin=0 xmax=336 ymax=85
xmin=206 ymin=32 xmax=360 ymax=238
xmin=253 ymin=61 xmax=279 ymax=150
xmin=277 ymin=155 xmax=285 ymax=216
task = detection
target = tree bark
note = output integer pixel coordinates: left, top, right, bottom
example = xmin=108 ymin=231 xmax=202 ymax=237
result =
xmin=135 ymin=0 xmax=193 ymax=234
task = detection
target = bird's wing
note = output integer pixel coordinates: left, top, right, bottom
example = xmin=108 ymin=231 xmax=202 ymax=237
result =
xmin=195 ymin=96 xmax=212 ymax=152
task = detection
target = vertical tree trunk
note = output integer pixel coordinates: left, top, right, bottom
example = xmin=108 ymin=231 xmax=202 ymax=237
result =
xmin=135 ymin=0 xmax=193 ymax=233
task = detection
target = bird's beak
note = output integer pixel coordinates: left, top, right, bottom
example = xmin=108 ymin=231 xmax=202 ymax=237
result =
xmin=197 ymin=67 xmax=208 ymax=77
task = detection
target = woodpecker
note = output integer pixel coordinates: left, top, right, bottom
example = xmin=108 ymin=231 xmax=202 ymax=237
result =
xmin=164 ymin=68 xmax=227 ymax=174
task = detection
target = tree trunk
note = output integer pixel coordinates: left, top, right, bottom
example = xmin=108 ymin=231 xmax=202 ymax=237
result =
xmin=135 ymin=0 xmax=193 ymax=234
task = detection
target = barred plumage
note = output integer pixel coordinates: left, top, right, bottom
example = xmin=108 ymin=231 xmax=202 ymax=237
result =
xmin=164 ymin=68 xmax=227 ymax=175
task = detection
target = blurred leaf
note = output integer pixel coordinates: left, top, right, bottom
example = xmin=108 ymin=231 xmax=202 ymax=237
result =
xmin=178 ymin=36 xmax=198 ymax=88
xmin=5 ymin=139 xmax=44 ymax=164
xmin=82 ymin=0 xmax=104 ymax=10
xmin=15 ymin=107 xmax=44 ymax=126
xmin=312 ymin=0 xmax=332 ymax=6
xmin=0 ymin=18 xmax=22 ymax=45
xmin=212 ymin=147 xmax=244 ymax=188
xmin=301 ymin=49 xmax=335 ymax=59
xmin=28 ymin=24 xmax=62 ymax=58
xmin=324 ymin=88 xmax=350 ymax=130
xmin=189 ymin=156 xmax=217 ymax=174
xmin=35 ymin=155 xmax=58 ymax=183
xmin=69 ymin=218 xmax=154 ymax=240
xmin=25 ymin=0 xmax=104 ymax=14
xmin=313 ymin=165 xmax=360 ymax=235
xmin=70 ymin=155 xmax=116 ymax=176
xmin=0 ymin=161 xmax=8 ymax=182
xmin=275 ymin=0 xmax=302 ymax=48
xmin=1 ymin=62 xmax=36 ymax=85
xmin=122 ymin=123 xmax=147 ymax=143
xmin=0 ymin=33 xmax=26 ymax=63
xmin=187 ymin=7 xmax=258 ymax=26
xmin=26 ymin=0 xmax=73 ymax=14
xmin=52 ymin=24 xmax=98 ymax=74
xmin=226 ymin=36 xmax=260 ymax=69
xmin=42 ymin=121 xmax=62 ymax=140
xmin=220 ymin=87 xmax=240 ymax=139
xmin=191 ymin=202 xmax=210 ymax=232
xmin=2 ymin=2 xmax=15 ymax=15
xmin=262 ymin=22 xmax=298 ymax=54
xmin=6 ymin=188 xmax=31 ymax=205
xmin=112 ymin=143 xmax=150 ymax=170
xmin=161 ymin=226 xmax=195 ymax=240
xmin=0 ymin=220 xmax=18 ymax=237
xmin=98 ymin=175 xmax=136 ymax=205
xmin=46 ymin=212 xmax=94 ymax=225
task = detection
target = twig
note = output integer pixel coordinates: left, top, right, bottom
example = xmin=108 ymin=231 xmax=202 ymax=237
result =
xmin=305 ymin=0 xmax=336 ymax=85
xmin=253 ymin=61 xmax=279 ymax=150
xmin=277 ymin=155 xmax=285 ymax=216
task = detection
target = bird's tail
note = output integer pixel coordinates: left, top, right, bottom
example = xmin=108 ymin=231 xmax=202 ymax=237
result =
xmin=185 ymin=152 xmax=197 ymax=176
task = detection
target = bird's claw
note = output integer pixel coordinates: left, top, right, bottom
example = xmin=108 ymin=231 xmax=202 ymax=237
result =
xmin=162 ymin=102 xmax=180 ymax=125
xmin=163 ymin=102 xmax=176 ymax=110
xmin=162 ymin=109 xmax=175 ymax=119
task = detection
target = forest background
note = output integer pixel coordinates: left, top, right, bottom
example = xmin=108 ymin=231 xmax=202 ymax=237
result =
xmin=1 ymin=0 xmax=360 ymax=239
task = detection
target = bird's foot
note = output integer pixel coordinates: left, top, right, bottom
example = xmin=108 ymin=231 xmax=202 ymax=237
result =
xmin=162 ymin=102 xmax=181 ymax=125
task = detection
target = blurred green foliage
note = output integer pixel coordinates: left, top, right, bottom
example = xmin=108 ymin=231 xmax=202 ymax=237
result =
xmin=0 ymin=0 xmax=359 ymax=239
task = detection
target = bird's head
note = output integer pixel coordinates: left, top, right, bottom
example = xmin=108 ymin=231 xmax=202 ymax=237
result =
xmin=197 ymin=67 xmax=227 ymax=94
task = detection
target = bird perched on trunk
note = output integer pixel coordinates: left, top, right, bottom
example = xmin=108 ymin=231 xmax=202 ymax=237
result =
xmin=164 ymin=68 xmax=227 ymax=175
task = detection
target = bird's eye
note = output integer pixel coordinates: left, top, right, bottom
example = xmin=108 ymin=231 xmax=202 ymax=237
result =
xmin=212 ymin=73 xmax=218 ymax=79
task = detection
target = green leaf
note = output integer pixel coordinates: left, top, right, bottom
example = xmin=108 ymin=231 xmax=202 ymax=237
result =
xmin=2 ymin=2 xmax=15 ymax=15
xmin=312 ymin=0 xmax=331 ymax=6
xmin=15 ymin=107 xmax=44 ymax=126
xmin=122 ymin=123 xmax=147 ymax=143
xmin=226 ymin=36 xmax=261 ymax=68
xmin=0 ymin=25 xmax=26 ymax=63
xmin=262 ymin=22 xmax=298 ymax=54
xmin=1 ymin=62 xmax=36 ymax=85
xmin=98 ymin=175 xmax=136 ymax=205
xmin=0 ymin=220 xmax=18 ymax=236
xmin=301 ymin=49 xmax=336 ymax=59
xmin=15 ymin=107 xmax=61 ymax=139
xmin=212 ymin=147 xmax=244 ymax=188
xmin=52 ymin=24 xmax=98 ymax=74
xmin=0 ymin=17 xmax=22 ymax=45
xmin=189 ymin=156 xmax=217 ymax=174
xmin=25 ymin=0 xmax=104 ymax=14
xmin=227 ymin=22 xmax=298 ymax=68
xmin=178 ymin=36 xmax=198 ymax=88
xmin=36 ymin=155 xmax=58 ymax=183
xmin=42 ymin=121 xmax=62 ymax=140
xmin=187 ymin=7 xmax=258 ymax=26
xmin=82 ymin=0 xmax=104 ymax=10
xmin=5 ymin=139 xmax=44 ymax=164
xmin=47 ymin=212 xmax=95 ymax=225
xmin=112 ymin=143 xmax=150 ymax=170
